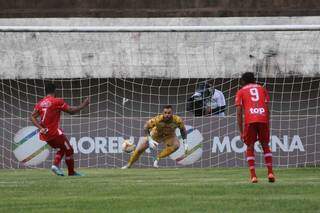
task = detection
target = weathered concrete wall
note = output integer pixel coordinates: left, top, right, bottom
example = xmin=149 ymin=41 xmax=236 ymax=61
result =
xmin=0 ymin=0 xmax=320 ymax=17
xmin=1 ymin=17 xmax=320 ymax=78
xmin=0 ymin=32 xmax=319 ymax=78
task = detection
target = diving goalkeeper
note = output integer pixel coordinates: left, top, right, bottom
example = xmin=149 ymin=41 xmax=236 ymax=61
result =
xmin=122 ymin=105 xmax=188 ymax=169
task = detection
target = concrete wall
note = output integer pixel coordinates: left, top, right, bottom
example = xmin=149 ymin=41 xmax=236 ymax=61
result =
xmin=0 ymin=0 xmax=320 ymax=17
xmin=1 ymin=17 xmax=320 ymax=79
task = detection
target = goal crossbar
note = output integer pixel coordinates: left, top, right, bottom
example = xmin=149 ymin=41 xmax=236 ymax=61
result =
xmin=1 ymin=25 xmax=320 ymax=32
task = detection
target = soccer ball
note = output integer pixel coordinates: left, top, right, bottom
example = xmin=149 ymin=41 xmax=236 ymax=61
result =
xmin=13 ymin=126 xmax=50 ymax=166
xmin=122 ymin=139 xmax=135 ymax=153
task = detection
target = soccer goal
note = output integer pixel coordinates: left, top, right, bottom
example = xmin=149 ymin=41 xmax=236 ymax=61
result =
xmin=0 ymin=25 xmax=319 ymax=169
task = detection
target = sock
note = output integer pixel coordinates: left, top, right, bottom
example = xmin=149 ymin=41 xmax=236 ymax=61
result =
xmin=128 ymin=149 xmax=144 ymax=167
xmin=53 ymin=150 xmax=64 ymax=167
xmin=262 ymin=145 xmax=273 ymax=174
xmin=65 ymin=156 xmax=75 ymax=176
xmin=246 ymin=149 xmax=256 ymax=178
xmin=157 ymin=146 xmax=178 ymax=160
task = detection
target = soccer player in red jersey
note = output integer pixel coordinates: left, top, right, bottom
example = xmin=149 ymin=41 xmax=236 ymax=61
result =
xmin=31 ymin=83 xmax=89 ymax=176
xmin=235 ymin=72 xmax=275 ymax=183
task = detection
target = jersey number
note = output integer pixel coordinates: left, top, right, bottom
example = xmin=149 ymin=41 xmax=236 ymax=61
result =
xmin=249 ymin=88 xmax=259 ymax=101
xmin=41 ymin=108 xmax=48 ymax=122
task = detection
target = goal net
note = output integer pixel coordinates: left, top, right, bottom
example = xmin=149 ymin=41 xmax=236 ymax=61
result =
xmin=0 ymin=27 xmax=320 ymax=169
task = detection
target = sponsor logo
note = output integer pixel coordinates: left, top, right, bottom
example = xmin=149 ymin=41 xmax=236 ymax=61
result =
xmin=69 ymin=134 xmax=304 ymax=154
xmin=70 ymin=136 xmax=127 ymax=154
xmin=69 ymin=125 xmax=204 ymax=165
xmin=212 ymin=135 xmax=305 ymax=153
xmin=249 ymin=107 xmax=265 ymax=114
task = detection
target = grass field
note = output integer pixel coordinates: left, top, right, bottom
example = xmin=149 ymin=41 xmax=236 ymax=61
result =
xmin=0 ymin=168 xmax=319 ymax=213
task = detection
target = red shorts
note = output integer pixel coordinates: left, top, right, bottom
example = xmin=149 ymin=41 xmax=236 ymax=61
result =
xmin=243 ymin=122 xmax=270 ymax=146
xmin=46 ymin=134 xmax=73 ymax=153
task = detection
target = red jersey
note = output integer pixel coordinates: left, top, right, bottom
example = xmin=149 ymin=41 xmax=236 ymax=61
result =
xmin=235 ymin=83 xmax=270 ymax=124
xmin=34 ymin=96 xmax=69 ymax=141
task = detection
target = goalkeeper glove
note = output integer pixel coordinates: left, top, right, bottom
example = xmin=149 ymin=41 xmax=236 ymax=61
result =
xmin=183 ymin=139 xmax=188 ymax=154
xmin=147 ymin=136 xmax=158 ymax=150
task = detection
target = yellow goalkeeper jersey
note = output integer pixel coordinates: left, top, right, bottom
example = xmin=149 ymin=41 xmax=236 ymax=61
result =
xmin=146 ymin=114 xmax=185 ymax=138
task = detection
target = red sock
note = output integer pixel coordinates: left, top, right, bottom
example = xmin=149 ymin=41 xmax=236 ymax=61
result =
xmin=65 ymin=156 xmax=75 ymax=175
xmin=246 ymin=149 xmax=256 ymax=178
xmin=53 ymin=150 xmax=64 ymax=167
xmin=262 ymin=146 xmax=273 ymax=174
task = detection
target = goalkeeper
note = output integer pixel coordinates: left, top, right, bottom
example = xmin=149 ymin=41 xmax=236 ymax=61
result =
xmin=122 ymin=105 xmax=188 ymax=169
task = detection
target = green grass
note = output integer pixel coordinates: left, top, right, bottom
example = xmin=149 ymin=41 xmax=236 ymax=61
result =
xmin=0 ymin=168 xmax=320 ymax=213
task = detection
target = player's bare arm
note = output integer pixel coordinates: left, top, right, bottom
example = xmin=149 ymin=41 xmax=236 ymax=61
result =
xmin=30 ymin=109 xmax=47 ymax=134
xmin=236 ymin=105 xmax=243 ymax=138
xmin=64 ymin=97 xmax=90 ymax=115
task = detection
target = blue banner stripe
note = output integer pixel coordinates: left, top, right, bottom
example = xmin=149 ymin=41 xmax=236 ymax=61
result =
xmin=16 ymin=129 xmax=39 ymax=146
